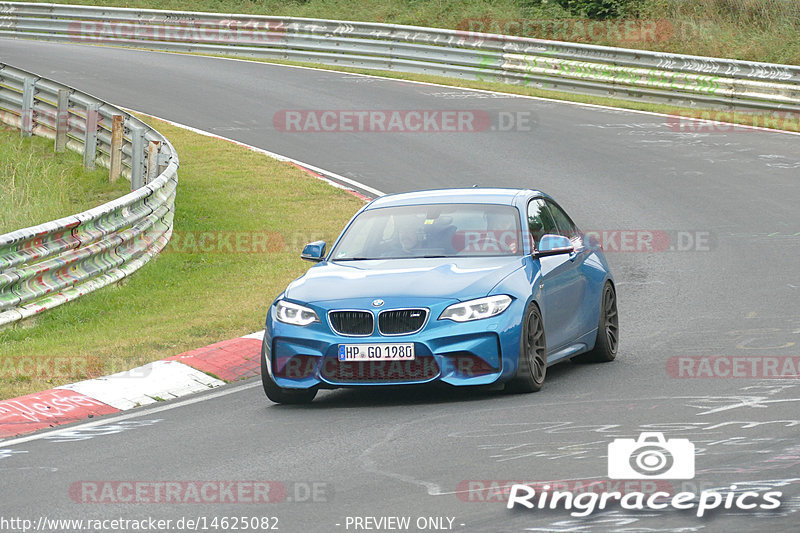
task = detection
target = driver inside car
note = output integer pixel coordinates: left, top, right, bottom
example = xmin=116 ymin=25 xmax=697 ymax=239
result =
xmin=486 ymin=212 xmax=519 ymax=254
xmin=398 ymin=222 xmax=420 ymax=253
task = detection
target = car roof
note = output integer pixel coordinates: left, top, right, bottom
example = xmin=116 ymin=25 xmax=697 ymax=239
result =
xmin=366 ymin=188 xmax=548 ymax=209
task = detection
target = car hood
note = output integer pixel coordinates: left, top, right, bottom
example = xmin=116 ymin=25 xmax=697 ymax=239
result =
xmin=285 ymin=257 xmax=525 ymax=303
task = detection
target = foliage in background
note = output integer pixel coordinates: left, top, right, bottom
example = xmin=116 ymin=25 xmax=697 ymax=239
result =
xmin=627 ymin=0 xmax=800 ymax=64
xmin=553 ymin=0 xmax=634 ymax=19
xmin=21 ymin=0 xmax=800 ymax=64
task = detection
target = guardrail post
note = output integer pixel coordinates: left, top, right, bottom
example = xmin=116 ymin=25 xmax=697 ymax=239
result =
xmin=130 ymin=125 xmax=145 ymax=190
xmin=109 ymin=114 xmax=124 ymax=181
xmin=157 ymin=151 xmax=169 ymax=176
xmin=83 ymin=103 xmax=99 ymax=170
xmin=55 ymin=89 xmax=69 ymax=152
xmin=0 ymin=59 xmax=179 ymax=328
xmin=145 ymin=140 xmax=161 ymax=184
xmin=21 ymin=77 xmax=35 ymax=137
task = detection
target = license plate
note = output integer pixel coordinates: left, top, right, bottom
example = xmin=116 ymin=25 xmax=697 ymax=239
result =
xmin=338 ymin=343 xmax=415 ymax=361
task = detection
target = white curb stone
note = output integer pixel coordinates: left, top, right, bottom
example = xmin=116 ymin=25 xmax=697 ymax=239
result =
xmin=242 ymin=330 xmax=265 ymax=341
xmin=56 ymin=360 xmax=225 ymax=410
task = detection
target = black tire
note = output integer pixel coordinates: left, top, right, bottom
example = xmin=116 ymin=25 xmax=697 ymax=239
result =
xmin=573 ymin=281 xmax=618 ymax=363
xmin=260 ymin=342 xmax=317 ymax=404
xmin=507 ymin=302 xmax=547 ymax=393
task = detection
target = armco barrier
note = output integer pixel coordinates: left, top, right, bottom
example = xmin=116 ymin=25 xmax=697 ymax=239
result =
xmin=0 ymin=62 xmax=178 ymax=326
xmin=0 ymin=2 xmax=799 ymax=113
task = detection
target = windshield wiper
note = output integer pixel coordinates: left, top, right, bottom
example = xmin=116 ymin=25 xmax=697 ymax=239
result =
xmin=331 ymin=257 xmax=373 ymax=261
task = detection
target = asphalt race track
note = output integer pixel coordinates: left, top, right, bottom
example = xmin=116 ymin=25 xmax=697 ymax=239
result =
xmin=1 ymin=39 xmax=799 ymax=532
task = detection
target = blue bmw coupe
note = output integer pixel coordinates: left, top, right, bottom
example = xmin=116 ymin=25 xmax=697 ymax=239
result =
xmin=261 ymin=188 xmax=618 ymax=403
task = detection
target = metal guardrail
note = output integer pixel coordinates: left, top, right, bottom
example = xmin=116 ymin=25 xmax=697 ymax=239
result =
xmin=1 ymin=2 xmax=799 ymax=113
xmin=0 ymin=62 xmax=178 ymax=326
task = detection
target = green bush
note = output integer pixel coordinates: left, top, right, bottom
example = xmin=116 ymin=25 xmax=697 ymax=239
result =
xmin=551 ymin=0 xmax=634 ymax=18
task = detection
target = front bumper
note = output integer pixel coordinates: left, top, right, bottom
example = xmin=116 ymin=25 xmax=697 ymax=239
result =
xmin=264 ymin=297 xmax=525 ymax=389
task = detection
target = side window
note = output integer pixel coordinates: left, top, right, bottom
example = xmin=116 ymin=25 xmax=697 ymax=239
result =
xmin=546 ymin=200 xmax=579 ymax=239
xmin=527 ymin=199 xmax=558 ymax=244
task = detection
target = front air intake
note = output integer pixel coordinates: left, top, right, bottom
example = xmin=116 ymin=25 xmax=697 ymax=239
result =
xmin=329 ymin=310 xmax=374 ymax=336
xmin=378 ymin=309 xmax=428 ymax=335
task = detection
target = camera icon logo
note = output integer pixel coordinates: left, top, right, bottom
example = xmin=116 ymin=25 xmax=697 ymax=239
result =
xmin=608 ymin=432 xmax=695 ymax=480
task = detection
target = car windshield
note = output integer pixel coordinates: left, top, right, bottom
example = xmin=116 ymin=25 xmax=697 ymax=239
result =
xmin=330 ymin=203 xmax=522 ymax=260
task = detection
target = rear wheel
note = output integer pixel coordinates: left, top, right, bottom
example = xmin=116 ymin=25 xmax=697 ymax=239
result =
xmin=574 ymin=281 xmax=618 ymax=363
xmin=261 ymin=342 xmax=317 ymax=404
xmin=507 ymin=303 xmax=546 ymax=393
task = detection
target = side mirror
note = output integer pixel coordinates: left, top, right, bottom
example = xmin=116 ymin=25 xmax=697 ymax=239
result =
xmin=534 ymin=234 xmax=574 ymax=259
xmin=301 ymin=240 xmax=326 ymax=262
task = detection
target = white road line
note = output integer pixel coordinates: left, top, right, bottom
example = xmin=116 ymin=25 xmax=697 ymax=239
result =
xmin=696 ymin=397 xmax=800 ymax=415
xmin=0 ymin=381 xmax=260 ymax=447
xmin=430 ymin=476 xmax=605 ymax=497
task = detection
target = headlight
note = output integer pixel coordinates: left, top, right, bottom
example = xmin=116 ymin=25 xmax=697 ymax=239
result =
xmin=275 ymin=300 xmax=319 ymax=326
xmin=439 ymin=295 xmax=512 ymax=322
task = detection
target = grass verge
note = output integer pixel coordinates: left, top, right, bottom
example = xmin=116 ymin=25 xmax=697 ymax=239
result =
xmin=0 ymin=125 xmax=130 ymax=234
xmin=0 ymin=116 xmax=366 ymax=399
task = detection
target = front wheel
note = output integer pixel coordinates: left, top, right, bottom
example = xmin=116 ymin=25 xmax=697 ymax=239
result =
xmin=574 ymin=281 xmax=618 ymax=363
xmin=261 ymin=342 xmax=317 ymax=404
xmin=507 ymin=303 xmax=547 ymax=393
